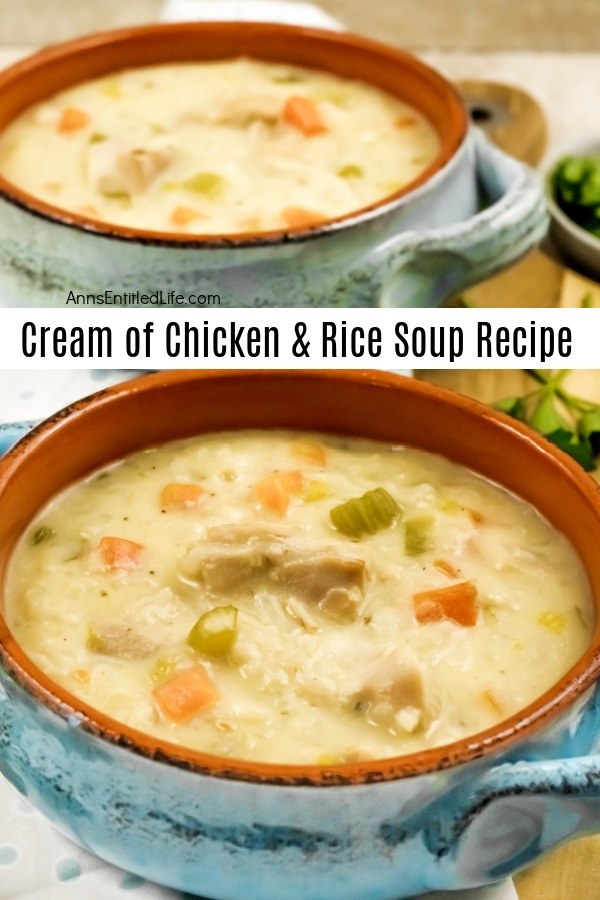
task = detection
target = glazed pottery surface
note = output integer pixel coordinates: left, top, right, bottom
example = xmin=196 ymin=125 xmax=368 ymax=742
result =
xmin=0 ymin=370 xmax=599 ymax=899
xmin=0 ymin=23 xmax=547 ymax=307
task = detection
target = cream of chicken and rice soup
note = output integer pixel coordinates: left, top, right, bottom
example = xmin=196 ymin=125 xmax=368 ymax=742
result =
xmin=0 ymin=59 xmax=440 ymax=235
xmin=5 ymin=429 xmax=593 ymax=765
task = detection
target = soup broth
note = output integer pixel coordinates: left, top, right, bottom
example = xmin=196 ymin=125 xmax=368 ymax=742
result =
xmin=0 ymin=59 xmax=440 ymax=235
xmin=5 ymin=430 xmax=592 ymax=764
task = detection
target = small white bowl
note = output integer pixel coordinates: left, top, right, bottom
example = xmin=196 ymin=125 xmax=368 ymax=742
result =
xmin=545 ymin=137 xmax=600 ymax=281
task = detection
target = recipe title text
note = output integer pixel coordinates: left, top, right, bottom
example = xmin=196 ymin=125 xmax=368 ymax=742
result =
xmin=20 ymin=317 xmax=572 ymax=365
xmin=1 ymin=308 xmax=595 ymax=368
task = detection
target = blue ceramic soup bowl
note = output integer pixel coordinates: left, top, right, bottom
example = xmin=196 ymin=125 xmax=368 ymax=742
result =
xmin=0 ymin=22 xmax=547 ymax=307
xmin=0 ymin=369 xmax=599 ymax=899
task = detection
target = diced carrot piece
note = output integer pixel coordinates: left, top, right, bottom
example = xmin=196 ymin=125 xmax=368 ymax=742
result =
xmin=72 ymin=668 xmax=90 ymax=685
xmin=160 ymin=482 xmax=205 ymax=510
xmin=282 ymin=95 xmax=327 ymax=135
xmin=433 ymin=559 xmax=460 ymax=578
xmin=153 ymin=665 xmax=218 ymax=722
xmin=170 ymin=206 xmax=204 ymax=227
xmin=395 ymin=116 xmax=417 ymax=129
xmin=281 ymin=206 xmax=325 ymax=229
xmin=98 ymin=536 xmax=144 ymax=571
xmin=290 ymin=440 xmax=327 ymax=466
xmin=255 ymin=470 xmax=303 ymax=515
xmin=58 ymin=107 xmax=90 ymax=133
xmin=412 ymin=581 xmax=478 ymax=627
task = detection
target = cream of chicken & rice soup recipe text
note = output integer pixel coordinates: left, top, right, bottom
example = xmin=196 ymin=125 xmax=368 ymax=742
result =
xmin=18 ymin=318 xmax=574 ymax=364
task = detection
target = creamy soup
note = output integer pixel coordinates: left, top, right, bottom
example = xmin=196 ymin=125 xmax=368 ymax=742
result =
xmin=5 ymin=431 xmax=592 ymax=765
xmin=0 ymin=59 xmax=440 ymax=235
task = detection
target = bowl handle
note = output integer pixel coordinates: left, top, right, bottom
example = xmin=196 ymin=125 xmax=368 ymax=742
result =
xmin=378 ymin=130 xmax=549 ymax=308
xmin=426 ymin=751 xmax=600 ymax=883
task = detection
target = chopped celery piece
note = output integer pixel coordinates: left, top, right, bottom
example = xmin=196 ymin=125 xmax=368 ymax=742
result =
xmin=182 ymin=172 xmax=226 ymax=199
xmin=404 ymin=514 xmax=434 ymax=556
xmin=538 ymin=612 xmax=565 ymax=634
xmin=302 ymin=479 xmax=330 ymax=502
xmin=439 ymin=498 xmax=460 ymax=514
xmin=337 ymin=164 xmax=363 ymax=179
xmin=316 ymin=753 xmax=339 ymax=765
xmin=188 ymin=605 xmax=238 ymax=656
xmin=270 ymin=71 xmax=305 ymax=84
xmin=88 ymin=131 xmax=106 ymax=144
xmin=330 ymin=487 xmax=400 ymax=538
xmin=32 ymin=525 xmax=54 ymax=545
xmin=150 ymin=657 xmax=177 ymax=684
xmin=100 ymin=80 xmax=121 ymax=99
xmin=86 ymin=631 xmax=104 ymax=653
xmin=101 ymin=190 xmax=131 ymax=203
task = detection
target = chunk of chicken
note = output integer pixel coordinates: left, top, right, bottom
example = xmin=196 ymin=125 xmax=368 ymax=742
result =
xmin=216 ymin=95 xmax=282 ymax=127
xmin=87 ymin=621 xmax=156 ymax=659
xmin=87 ymin=139 xmax=175 ymax=196
xmin=180 ymin=525 xmax=367 ymax=620
xmin=276 ymin=553 xmax=365 ymax=620
xmin=206 ymin=523 xmax=291 ymax=544
xmin=354 ymin=651 xmax=432 ymax=732
xmin=181 ymin=542 xmax=271 ymax=591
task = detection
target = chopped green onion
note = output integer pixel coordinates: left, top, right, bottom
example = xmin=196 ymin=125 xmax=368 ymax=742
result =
xmin=187 ymin=605 xmax=238 ymax=656
xmin=551 ymin=155 xmax=600 ymax=237
xmin=330 ymin=487 xmax=400 ymax=538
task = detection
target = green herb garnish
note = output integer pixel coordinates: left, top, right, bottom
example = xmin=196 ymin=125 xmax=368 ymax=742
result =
xmin=494 ymin=369 xmax=600 ymax=471
xmin=551 ymin=155 xmax=600 ymax=239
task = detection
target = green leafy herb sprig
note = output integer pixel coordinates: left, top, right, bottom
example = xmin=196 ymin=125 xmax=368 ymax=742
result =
xmin=494 ymin=370 xmax=600 ymax=471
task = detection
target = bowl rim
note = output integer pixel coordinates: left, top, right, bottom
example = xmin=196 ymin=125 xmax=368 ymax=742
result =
xmin=0 ymin=20 xmax=468 ymax=247
xmin=1 ymin=368 xmax=600 ymax=787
